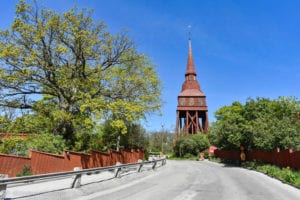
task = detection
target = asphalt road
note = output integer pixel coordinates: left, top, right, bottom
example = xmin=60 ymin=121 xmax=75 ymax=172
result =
xmin=7 ymin=160 xmax=300 ymax=200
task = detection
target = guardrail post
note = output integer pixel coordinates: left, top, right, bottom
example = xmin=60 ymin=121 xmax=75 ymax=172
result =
xmin=162 ymin=159 xmax=166 ymax=166
xmin=0 ymin=174 xmax=8 ymax=200
xmin=152 ymin=160 xmax=157 ymax=170
xmin=71 ymin=167 xmax=82 ymax=188
xmin=137 ymin=159 xmax=143 ymax=172
xmin=114 ymin=162 xmax=122 ymax=178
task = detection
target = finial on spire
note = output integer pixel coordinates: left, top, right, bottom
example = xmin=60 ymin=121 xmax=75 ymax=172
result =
xmin=188 ymin=25 xmax=192 ymax=40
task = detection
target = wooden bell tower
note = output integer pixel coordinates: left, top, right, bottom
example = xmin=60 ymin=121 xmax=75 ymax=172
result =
xmin=176 ymin=39 xmax=209 ymax=137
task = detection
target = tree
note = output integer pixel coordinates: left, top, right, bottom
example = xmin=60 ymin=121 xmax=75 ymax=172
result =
xmin=173 ymin=133 xmax=210 ymax=157
xmin=3 ymin=113 xmax=53 ymax=134
xmin=210 ymin=97 xmax=300 ymax=151
xmin=0 ymin=1 xmax=162 ymax=146
xmin=147 ymin=130 xmax=175 ymax=154
xmin=100 ymin=120 xmax=148 ymax=151
xmin=0 ymin=107 xmax=17 ymax=132
xmin=119 ymin=122 xmax=148 ymax=149
xmin=209 ymin=101 xmax=248 ymax=150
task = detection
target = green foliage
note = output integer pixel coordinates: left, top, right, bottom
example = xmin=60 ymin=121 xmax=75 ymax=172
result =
xmin=192 ymin=134 xmax=211 ymax=152
xmin=241 ymin=161 xmax=300 ymax=187
xmin=0 ymin=0 xmax=162 ymax=146
xmin=0 ymin=116 xmax=12 ymax=132
xmin=101 ymin=119 xmax=120 ymax=150
xmin=16 ymin=165 xmax=32 ymax=177
xmin=208 ymin=156 xmax=222 ymax=163
xmin=0 ymin=136 xmax=28 ymax=156
xmin=0 ymin=133 xmax=65 ymax=156
xmin=144 ymin=147 xmax=149 ymax=160
xmin=281 ymin=168 xmax=297 ymax=184
xmin=147 ymin=130 xmax=174 ymax=154
xmin=73 ymin=129 xmax=104 ymax=152
xmin=100 ymin=120 xmax=148 ymax=151
xmin=173 ymin=133 xmax=210 ymax=157
xmin=210 ymin=97 xmax=300 ymax=151
xmin=120 ymin=123 xmax=148 ymax=149
xmin=168 ymin=153 xmax=199 ymax=160
xmin=1 ymin=113 xmax=53 ymax=134
xmin=28 ymin=133 xmax=66 ymax=154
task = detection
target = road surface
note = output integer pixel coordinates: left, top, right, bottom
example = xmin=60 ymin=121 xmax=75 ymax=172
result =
xmin=6 ymin=160 xmax=300 ymax=200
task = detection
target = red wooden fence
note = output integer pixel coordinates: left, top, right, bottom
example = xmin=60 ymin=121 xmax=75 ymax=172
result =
xmin=214 ymin=148 xmax=300 ymax=170
xmin=0 ymin=149 xmax=144 ymax=177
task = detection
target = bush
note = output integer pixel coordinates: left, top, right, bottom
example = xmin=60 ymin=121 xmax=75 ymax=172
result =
xmin=282 ymin=168 xmax=297 ymax=184
xmin=16 ymin=165 xmax=32 ymax=177
xmin=29 ymin=133 xmax=65 ymax=154
xmin=173 ymin=133 xmax=210 ymax=158
xmin=241 ymin=161 xmax=300 ymax=187
xmin=0 ymin=137 xmax=28 ymax=156
xmin=183 ymin=153 xmax=195 ymax=159
xmin=210 ymin=97 xmax=300 ymax=151
xmin=0 ymin=133 xmax=65 ymax=156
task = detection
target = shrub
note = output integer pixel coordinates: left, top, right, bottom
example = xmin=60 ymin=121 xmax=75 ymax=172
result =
xmin=183 ymin=153 xmax=195 ymax=159
xmin=0 ymin=137 xmax=28 ymax=156
xmin=16 ymin=165 xmax=32 ymax=177
xmin=191 ymin=134 xmax=211 ymax=152
xmin=29 ymin=133 xmax=65 ymax=154
xmin=173 ymin=133 xmax=210 ymax=158
xmin=282 ymin=168 xmax=297 ymax=184
xmin=246 ymin=162 xmax=300 ymax=187
xmin=0 ymin=133 xmax=65 ymax=156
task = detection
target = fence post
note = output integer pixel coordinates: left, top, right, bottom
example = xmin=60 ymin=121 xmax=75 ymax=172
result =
xmin=0 ymin=174 xmax=8 ymax=200
xmin=137 ymin=159 xmax=143 ymax=172
xmin=114 ymin=162 xmax=122 ymax=178
xmin=71 ymin=167 xmax=82 ymax=188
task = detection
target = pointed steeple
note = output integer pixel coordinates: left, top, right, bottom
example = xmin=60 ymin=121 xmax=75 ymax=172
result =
xmin=179 ymin=38 xmax=203 ymax=95
xmin=186 ymin=39 xmax=196 ymax=76
xmin=176 ymin=36 xmax=209 ymax=136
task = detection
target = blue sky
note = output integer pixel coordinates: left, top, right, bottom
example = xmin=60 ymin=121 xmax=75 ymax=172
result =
xmin=1 ymin=0 xmax=300 ymax=132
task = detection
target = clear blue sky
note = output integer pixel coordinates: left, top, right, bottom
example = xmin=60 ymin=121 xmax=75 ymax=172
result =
xmin=1 ymin=0 xmax=300 ymax=132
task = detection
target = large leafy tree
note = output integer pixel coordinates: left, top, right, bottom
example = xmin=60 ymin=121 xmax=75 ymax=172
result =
xmin=210 ymin=97 xmax=300 ymax=151
xmin=209 ymin=101 xmax=252 ymax=150
xmin=0 ymin=0 xmax=162 ymax=146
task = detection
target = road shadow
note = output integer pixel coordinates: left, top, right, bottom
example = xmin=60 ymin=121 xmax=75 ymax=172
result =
xmin=215 ymin=159 xmax=242 ymax=168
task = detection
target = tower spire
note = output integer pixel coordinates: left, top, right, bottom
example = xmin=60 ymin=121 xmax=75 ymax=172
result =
xmin=186 ymin=38 xmax=196 ymax=75
xmin=186 ymin=26 xmax=196 ymax=76
xmin=176 ymin=35 xmax=209 ymax=137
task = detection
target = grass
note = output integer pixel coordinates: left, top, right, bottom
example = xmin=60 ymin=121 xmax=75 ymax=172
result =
xmin=208 ymin=156 xmax=222 ymax=163
xmin=239 ymin=160 xmax=300 ymax=188
xmin=167 ymin=153 xmax=219 ymax=162
xmin=167 ymin=153 xmax=200 ymax=161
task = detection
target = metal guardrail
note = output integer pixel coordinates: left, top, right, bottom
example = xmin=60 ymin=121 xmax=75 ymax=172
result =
xmin=0 ymin=158 xmax=166 ymax=200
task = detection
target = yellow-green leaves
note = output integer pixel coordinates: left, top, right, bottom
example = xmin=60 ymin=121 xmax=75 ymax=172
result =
xmin=55 ymin=45 xmax=68 ymax=54
xmin=110 ymin=120 xmax=127 ymax=135
xmin=0 ymin=1 xmax=162 ymax=144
